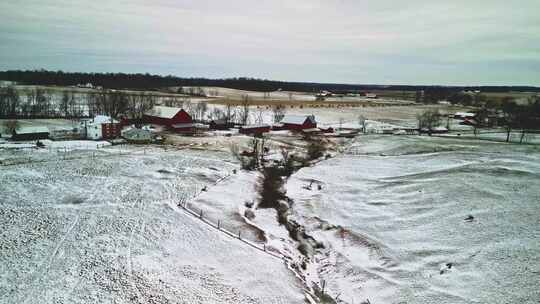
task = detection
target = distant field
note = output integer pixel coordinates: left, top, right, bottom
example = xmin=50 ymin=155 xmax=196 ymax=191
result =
xmin=7 ymin=85 xmax=536 ymax=109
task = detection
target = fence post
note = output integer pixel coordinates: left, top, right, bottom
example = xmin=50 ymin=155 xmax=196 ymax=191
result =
xmin=238 ymin=231 xmax=241 ymax=239
xmin=263 ymin=244 xmax=266 ymax=251
xmin=217 ymin=220 xmax=221 ymax=230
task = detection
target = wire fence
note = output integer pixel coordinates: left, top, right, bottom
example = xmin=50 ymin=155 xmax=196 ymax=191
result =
xmin=176 ymin=200 xmax=284 ymax=260
xmin=1 ymin=141 xmax=351 ymax=302
xmin=172 ymin=172 xmax=355 ymax=303
xmin=0 ymin=144 xmax=148 ymax=166
xmin=173 ymin=171 xmax=285 ymax=260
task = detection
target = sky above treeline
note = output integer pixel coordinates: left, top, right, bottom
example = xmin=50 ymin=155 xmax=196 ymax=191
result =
xmin=1 ymin=0 xmax=539 ymax=86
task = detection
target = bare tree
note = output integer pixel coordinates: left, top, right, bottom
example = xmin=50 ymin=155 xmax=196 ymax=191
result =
xmin=230 ymin=142 xmax=257 ymax=170
xmin=184 ymin=99 xmax=194 ymax=118
xmin=109 ymin=91 xmax=129 ymax=117
xmin=24 ymin=89 xmax=37 ymax=117
xmin=68 ymin=90 xmax=81 ymax=118
xmin=225 ymin=103 xmax=234 ymax=124
xmin=87 ymin=90 xmax=129 ymax=118
xmin=0 ymin=87 xmax=20 ymax=118
xmin=238 ymin=94 xmax=250 ymax=125
xmin=126 ymin=92 xmax=155 ymax=119
xmin=209 ymin=108 xmax=225 ymax=121
xmin=417 ymin=109 xmax=442 ymax=136
xmin=255 ymin=107 xmax=265 ymax=125
xmin=306 ymin=136 xmax=326 ymax=160
xmin=0 ymin=88 xmax=8 ymax=118
xmin=358 ymin=115 xmax=367 ymax=133
xmin=272 ymin=105 xmax=286 ymax=123
xmin=194 ymin=101 xmax=208 ymax=121
xmin=60 ymin=90 xmax=71 ymax=117
xmin=163 ymin=97 xmax=174 ymax=107
xmin=3 ymin=120 xmax=19 ymax=134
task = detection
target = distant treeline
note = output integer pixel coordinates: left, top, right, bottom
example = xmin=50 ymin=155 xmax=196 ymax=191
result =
xmin=1 ymin=70 xmax=539 ymax=93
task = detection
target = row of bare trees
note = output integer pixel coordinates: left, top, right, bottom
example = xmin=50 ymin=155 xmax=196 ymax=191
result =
xmin=0 ymin=87 xmax=78 ymax=118
xmin=87 ymin=91 xmax=157 ymax=119
xmin=1 ymin=86 xmax=290 ymax=126
xmin=0 ymin=86 xmax=161 ymax=120
xmin=417 ymin=96 xmax=540 ymax=143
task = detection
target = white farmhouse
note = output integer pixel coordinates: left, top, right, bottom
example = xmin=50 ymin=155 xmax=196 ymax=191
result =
xmin=81 ymin=115 xmax=120 ymax=140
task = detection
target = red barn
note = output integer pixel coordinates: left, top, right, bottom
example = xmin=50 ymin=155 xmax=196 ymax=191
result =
xmin=144 ymin=106 xmax=192 ymax=127
xmin=280 ymin=115 xmax=317 ymax=130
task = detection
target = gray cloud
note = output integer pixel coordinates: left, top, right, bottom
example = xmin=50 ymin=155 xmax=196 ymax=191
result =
xmin=1 ymin=0 xmax=539 ymax=85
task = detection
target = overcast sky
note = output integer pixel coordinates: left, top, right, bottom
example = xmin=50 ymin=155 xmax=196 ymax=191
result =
xmin=1 ymin=0 xmax=539 ymax=85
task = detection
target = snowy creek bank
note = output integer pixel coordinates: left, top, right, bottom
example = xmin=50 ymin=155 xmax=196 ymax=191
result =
xmin=284 ymin=135 xmax=540 ymax=304
xmin=188 ymin=136 xmax=351 ymax=303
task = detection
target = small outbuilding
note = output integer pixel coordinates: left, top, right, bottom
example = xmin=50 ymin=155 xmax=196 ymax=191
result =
xmin=280 ymin=115 xmax=317 ymax=131
xmin=209 ymin=119 xmax=234 ymax=130
xmin=454 ymin=112 xmax=476 ymax=120
xmin=239 ymin=124 xmax=271 ymax=136
xmin=12 ymin=126 xmax=49 ymax=141
xmin=172 ymin=123 xmax=209 ymax=134
xmin=121 ymin=127 xmax=153 ymax=143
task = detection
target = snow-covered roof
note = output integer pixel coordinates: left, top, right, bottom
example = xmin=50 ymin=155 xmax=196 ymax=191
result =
xmin=93 ymin=115 xmax=118 ymax=124
xmin=454 ymin=112 xmax=476 ymax=117
xmin=172 ymin=123 xmax=208 ymax=129
xmin=301 ymin=128 xmax=321 ymax=133
xmin=145 ymin=106 xmax=184 ymax=119
xmin=241 ymin=124 xmax=271 ymax=129
xmin=280 ymin=115 xmax=316 ymax=125
xmin=172 ymin=123 xmax=195 ymax=128
xmin=122 ymin=127 xmax=152 ymax=136
xmin=15 ymin=126 xmax=49 ymax=134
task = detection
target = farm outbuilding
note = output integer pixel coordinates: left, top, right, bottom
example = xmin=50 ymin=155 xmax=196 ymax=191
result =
xmin=12 ymin=126 xmax=49 ymax=141
xmin=454 ymin=112 xmax=476 ymax=119
xmin=121 ymin=127 xmax=153 ymax=143
xmin=172 ymin=123 xmax=208 ymax=134
xmin=239 ymin=124 xmax=271 ymax=136
xmin=280 ymin=115 xmax=317 ymax=131
xmin=209 ymin=119 xmax=234 ymax=130
xmin=144 ymin=106 xmax=192 ymax=127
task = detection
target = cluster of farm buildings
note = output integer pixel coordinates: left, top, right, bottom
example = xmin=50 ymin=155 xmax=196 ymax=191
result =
xmin=2 ymin=106 xmax=326 ymax=143
xmin=2 ymin=104 xmax=489 ymax=143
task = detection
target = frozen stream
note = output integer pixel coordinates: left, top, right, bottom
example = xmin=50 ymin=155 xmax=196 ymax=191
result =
xmin=286 ymin=135 xmax=540 ymax=303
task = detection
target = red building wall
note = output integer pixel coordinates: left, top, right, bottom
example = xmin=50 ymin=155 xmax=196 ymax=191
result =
xmin=283 ymin=119 xmax=317 ymax=130
xmin=171 ymin=110 xmax=193 ymax=124
xmin=101 ymin=123 xmax=121 ymax=139
xmin=144 ymin=109 xmax=192 ymax=126
xmin=239 ymin=125 xmax=271 ymax=135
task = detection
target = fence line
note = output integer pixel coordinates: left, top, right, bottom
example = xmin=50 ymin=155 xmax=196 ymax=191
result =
xmin=172 ymin=172 xmax=355 ymax=302
xmin=3 ymin=142 xmax=345 ymax=302
xmin=0 ymin=144 xmax=148 ymax=167
xmin=174 ymin=172 xmax=284 ymax=260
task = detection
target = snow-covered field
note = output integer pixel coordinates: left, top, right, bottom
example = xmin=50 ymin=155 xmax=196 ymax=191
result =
xmin=0 ymin=146 xmax=304 ymax=303
xmin=2 ymin=103 xmax=539 ymax=303
xmin=284 ymin=135 xmax=540 ymax=303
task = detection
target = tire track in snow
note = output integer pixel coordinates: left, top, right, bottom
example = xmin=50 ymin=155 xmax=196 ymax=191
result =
xmin=125 ymin=179 xmax=149 ymax=304
xmin=20 ymin=215 xmax=80 ymax=304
